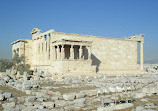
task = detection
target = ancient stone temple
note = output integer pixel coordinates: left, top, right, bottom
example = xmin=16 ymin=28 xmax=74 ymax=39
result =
xmin=11 ymin=28 xmax=145 ymax=75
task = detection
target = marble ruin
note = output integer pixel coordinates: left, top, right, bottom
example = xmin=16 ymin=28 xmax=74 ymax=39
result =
xmin=1 ymin=28 xmax=158 ymax=111
xmin=11 ymin=28 xmax=145 ymax=76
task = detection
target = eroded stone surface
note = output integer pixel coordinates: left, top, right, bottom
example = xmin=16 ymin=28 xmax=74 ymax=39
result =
xmin=0 ymin=69 xmax=158 ymax=111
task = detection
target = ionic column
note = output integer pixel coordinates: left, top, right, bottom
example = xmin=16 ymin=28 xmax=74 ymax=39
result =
xmin=70 ymin=45 xmax=74 ymax=59
xmin=50 ymin=33 xmax=53 ymax=63
xmin=47 ymin=34 xmax=50 ymax=61
xmin=79 ymin=45 xmax=82 ymax=59
xmin=52 ymin=46 xmax=56 ymax=60
xmin=40 ymin=38 xmax=42 ymax=64
xmin=87 ymin=46 xmax=91 ymax=60
xmin=41 ymin=36 xmax=45 ymax=64
xmin=61 ymin=45 xmax=65 ymax=60
xmin=57 ymin=45 xmax=60 ymax=60
xmin=140 ymin=41 xmax=144 ymax=70
xmin=43 ymin=35 xmax=46 ymax=64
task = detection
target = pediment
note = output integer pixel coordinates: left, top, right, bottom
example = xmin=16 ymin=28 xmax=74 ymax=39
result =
xmin=31 ymin=28 xmax=41 ymax=34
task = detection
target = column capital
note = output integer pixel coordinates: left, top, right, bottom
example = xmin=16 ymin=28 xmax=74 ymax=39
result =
xmin=71 ymin=45 xmax=74 ymax=47
xmin=61 ymin=44 xmax=64 ymax=48
xmin=79 ymin=45 xmax=83 ymax=48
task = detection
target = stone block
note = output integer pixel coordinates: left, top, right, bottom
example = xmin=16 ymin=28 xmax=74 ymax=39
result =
xmin=16 ymin=104 xmax=26 ymax=110
xmin=108 ymin=86 xmax=116 ymax=93
xmin=63 ymin=93 xmax=76 ymax=101
xmin=136 ymin=106 xmax=144 ymax=111
xmin=116 ymin=86 xmax=123 ymax=92
xmin=25 ymin=96 xmax=37 ymax=102
xmin=0 ymin=94 xmax=5 ymax=101
xmin=25 ymin=90 xmax=32 ymax=95
xmin=97 ymin=103 xmax=133 ymax=111
xmin=134 ymin=93 xmax=146 ymax=99
xmin=73 ymin=98 xmax=86 ymax=107
xmin=34 ymin=104 xmax=45 ymax=109
xmin=55 ymin=100 xmax=68 ymax=107
xmin=51 ymin=108 xmax=64 ymax=111
xmin=36 ymin=97 xmax=48 ymax=102
xmin=24 ymin=102 xmax=33 ymax=106
xmin=41 ymin=102 xmax=55 ymax=108
xmin=97 ymin=89 xmax=104 ymax=96
xmin=64 ymin=105 xmax=77 ymax=111
xmin=82 ymin=89 xmax=97 ymax=97
xmin=3 ymin=92 xmax=12 ymax=99
xmin=75 ymin=92 xmax=85 ymax=99
xmin=0 ymin=80 xmax=6 ymax=85
xmin=3 ymin=75 xmax=11 ymax=82
xmin=17 ymin=97 xmax=25 ymax=103
xmin=11 ymin=70 xmax=17 ymax=75
xmin=2 ymin=102 xmax=15 ymax=109
xmin=51 ymin=95 xmax=62 ymax=100
xmin=0 ymin=72 xmax=6 ymax=78
xmin=6 ymin=69 xmax=11 ymax=75
xmin=8 ymin=97 xmax=18 ymax=102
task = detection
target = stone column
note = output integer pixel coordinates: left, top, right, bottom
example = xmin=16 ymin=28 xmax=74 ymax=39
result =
xmin=140 ymin=41 xmax=144 ymax=70
xmin=41 ymin=36 xmax=45 ymax=64
xmin=40 ymin=38 xmax=42 ymax=64
xmin=50 ymin=34 xmax=53 ymax=63
xmin=38 ymin=38 xmax=41 ymax=64
xmin=70 ymin=45 xmax=74 ymax=60
xmin=47 ymin=34 xmax=50 ymax=61
xmin=79 ymin=45 xmax=82 ymax=59
xmin=43 ymin=35 xmax=46 ymax=64
xmin=61 ymin=45 xmax=65 ymax=60
xmin=57 ymin=45 xmax=60 ymax=60
xmin=87 ymin=46 xmax=91 ymax=60
xmin=52 ymin=46 xmax=56 ymax=60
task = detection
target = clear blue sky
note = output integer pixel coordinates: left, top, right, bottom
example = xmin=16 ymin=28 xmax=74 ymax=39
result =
xmin=0 ymin=0 xmax=158 ymax=62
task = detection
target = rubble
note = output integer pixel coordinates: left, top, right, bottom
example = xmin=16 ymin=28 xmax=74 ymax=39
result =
xmin=0 ymin=65 xmax=158 ymax=111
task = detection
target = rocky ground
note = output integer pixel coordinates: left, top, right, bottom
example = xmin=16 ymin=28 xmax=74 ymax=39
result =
xmin=0 ymin=65 xmax=158 ymax=111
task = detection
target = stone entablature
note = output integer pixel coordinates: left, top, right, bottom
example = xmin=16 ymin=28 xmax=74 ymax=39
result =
xmin=124 ymin=34 xmax=145 ymax=42
xmin=11 ymin=39 xmax=28 ymax=45
xmin=11 ymin=28 xmax=145 ymax=75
